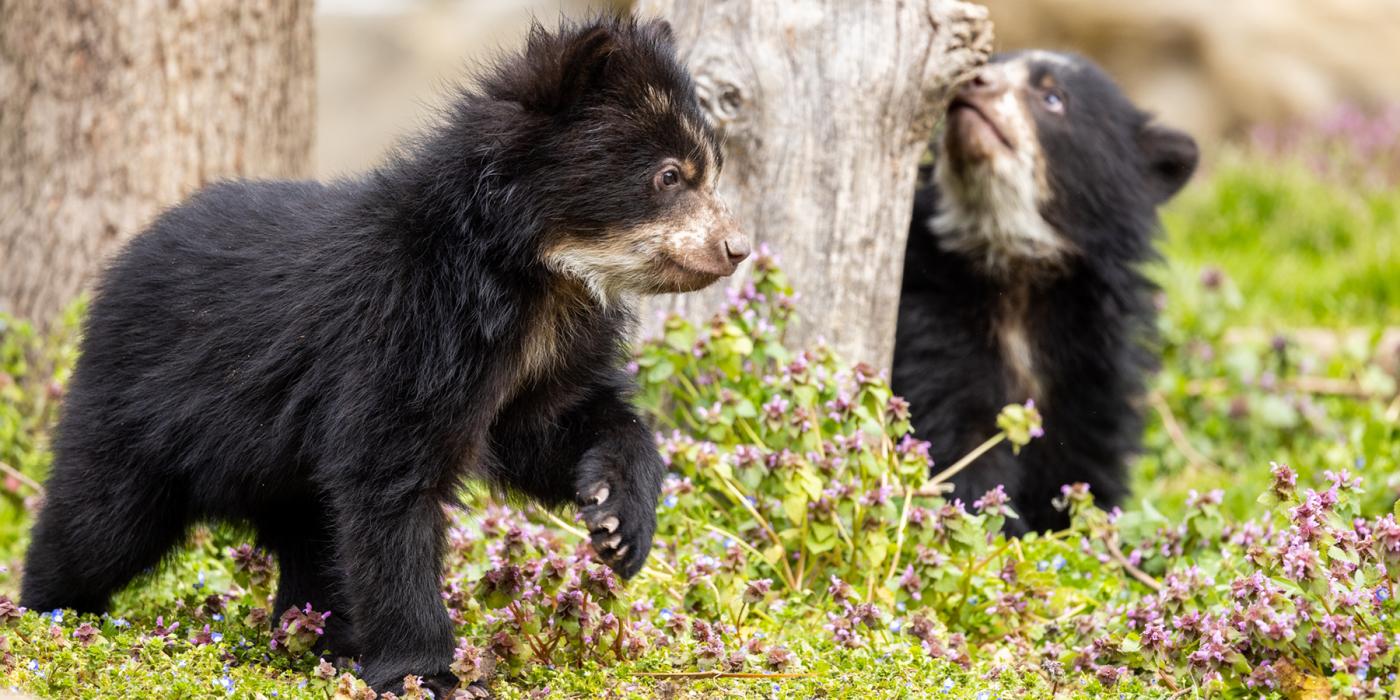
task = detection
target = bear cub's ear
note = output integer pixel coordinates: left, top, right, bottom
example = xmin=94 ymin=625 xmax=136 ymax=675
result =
xmin=518 ymin=23 xmax=619 ymax=115
xmin=648 ymin=19 xmax=676 ymax=46
xmin=1139 ymin=123 xmax=1200 ymax=204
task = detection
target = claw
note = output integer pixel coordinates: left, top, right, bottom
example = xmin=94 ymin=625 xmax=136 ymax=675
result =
xmin=601 ymin=534 xmax=622 ymax=550
xmin=598 ymin=515 xmax=619 ymax=533
xmin=591 ymin=485 xmax=610 ymax=505
xmin=613 ymin=544 xmax=630 ymax=560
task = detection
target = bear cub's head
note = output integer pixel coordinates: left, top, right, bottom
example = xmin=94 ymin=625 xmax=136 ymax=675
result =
xmin=931 ymin=51 xmax=1199 ymax=276
xmin=483 ymin=17 xmax=749 ymax=304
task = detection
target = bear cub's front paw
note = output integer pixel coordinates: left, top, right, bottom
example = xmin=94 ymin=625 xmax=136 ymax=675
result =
xmin=575 ymin=443 xmax=660 ymax=579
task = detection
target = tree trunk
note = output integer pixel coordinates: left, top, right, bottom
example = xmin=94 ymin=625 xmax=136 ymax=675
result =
xmin=634 ymin=0 xmax=992 ymax=369
xmin=0 ymin=0 xmax=315 ymax=325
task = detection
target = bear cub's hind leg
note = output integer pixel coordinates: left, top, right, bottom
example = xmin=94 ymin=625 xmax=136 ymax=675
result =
xmin=21 ymin=465 xmax=188 ymax=615
xmin=259 ymin=512 xmax=360 ymax=659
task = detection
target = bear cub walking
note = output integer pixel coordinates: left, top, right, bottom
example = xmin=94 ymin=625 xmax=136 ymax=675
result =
xmin=22 ymin=17 xmax=747 ymax=695
xmin=892 ymin=52 xmax=1198 ymax=532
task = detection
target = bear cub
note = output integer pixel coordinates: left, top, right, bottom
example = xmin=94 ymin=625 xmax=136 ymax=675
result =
xmin=892 ymin=51 xmax=1198 ymax=533
xmin=21 ymin=17 xmax=747 ymax=695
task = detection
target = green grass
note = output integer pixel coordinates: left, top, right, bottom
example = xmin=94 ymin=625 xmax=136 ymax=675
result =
xmin=1159 ymin=152 xmax=1400 ymax=326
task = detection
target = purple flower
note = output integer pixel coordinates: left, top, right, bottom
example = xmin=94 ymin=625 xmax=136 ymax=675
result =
xmin=72 ymin=622 xmax=99 ymax=646
xmin=827 ymin=576 xmax=857 ymax=605
xmin=190 ymin=624 xmax=223 ymax=646
xmin=898 ymin=566 xmax=923 ymax=600
xmin=972 ymin=485 xmax=1010 ymax=515
xmin=271 ymin=604 xmax=330 ymax=655
xmin=765 ymin=645 xmax=795 ymax=670
xmin=1269 ymin=462 xmax=1296 ymax=497
xmin=743 ymin=579 xmax=773 ymax=604
xmin=762 ymin=396 xmax=790 ymax=423
xmin=0 ymin=596 xmax=25 ymax=626
xmin=1280 ymin=539 xmax=1320 ymax=580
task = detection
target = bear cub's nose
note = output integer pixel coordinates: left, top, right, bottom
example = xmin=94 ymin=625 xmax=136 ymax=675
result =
xmin=724 ymin=236 xmax=752 ymax=267
xmin=962 ymin=67 xmax=1008 ymax=97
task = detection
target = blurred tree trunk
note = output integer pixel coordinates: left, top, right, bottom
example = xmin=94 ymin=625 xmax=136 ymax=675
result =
xmin=634 ymin=0 xmax=993 ymax=369
xmin=0 ymin=0 xmax=315 ymax=325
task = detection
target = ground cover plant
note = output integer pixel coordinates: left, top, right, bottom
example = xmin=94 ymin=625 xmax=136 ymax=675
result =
xmin=0 ymin=107 xmax=1397 ymax=698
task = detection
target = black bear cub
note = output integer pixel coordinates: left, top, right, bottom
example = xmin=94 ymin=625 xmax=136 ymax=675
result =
xmin=892 ymin=51 xmax=1198 ymax=533
xmin=22 ymin=17 xmax=747 ymax=695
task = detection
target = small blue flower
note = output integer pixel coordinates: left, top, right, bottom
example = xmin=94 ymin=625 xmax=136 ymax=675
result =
xmin=1051 ymin=555 xmax=1067 ymax=571
xmin=941 ymin=678 xmax=955 ymax=693
xmin=111 ymin=617 xmax=129 ymax=628
xmin=1356 ymin=457 xmax=1366 ymax=468
xmin=211 ymin=631 xmax=224 ymax=643
xmin=1377 ymin=587 xmax=1391 ymax=603
xmin=45 ymin=609 xmax=64 ymax=624
xmin=27 ymin=660 xmax=38 ymax=671
xmin=975 ymin=692 xmax=991 ymax=700
xmin=194 ymin=571 xmax=206 ymax=590
xmin=889 ymin=619 xmax=903 ymax=633
xmin=215 ymin=676 xmax=234 ymax=694
xmin=663 ymin=495 xmax=678 ymax=508
xmin=1036 ymin=560 xmax=1049 ymax=572
xmin=212 ymin=613 xmax=224 ymax=622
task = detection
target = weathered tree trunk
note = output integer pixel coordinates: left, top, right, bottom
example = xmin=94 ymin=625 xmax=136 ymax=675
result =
xmin=634 ymin=0 xmax=992 ymax=369
xmin=0 ymin=0 xmax=315 ymax=325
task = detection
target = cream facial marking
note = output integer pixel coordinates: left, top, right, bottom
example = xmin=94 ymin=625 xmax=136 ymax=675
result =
xmin=541 ymin=186 xmax=740 ymax=306
xmin=932 ymin=57 xmax=1071 ymax=277
xmin=681 ymin=118 xmax=717 ymax=184
xmin=542 ymin=234 xmax=655 ymax=307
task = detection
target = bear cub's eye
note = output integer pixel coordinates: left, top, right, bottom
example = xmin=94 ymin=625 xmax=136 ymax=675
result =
xmin=654 ymin=163 xmax=684 ymax=191
xmin=1041 ymin=89 xmax=1066 ymax=114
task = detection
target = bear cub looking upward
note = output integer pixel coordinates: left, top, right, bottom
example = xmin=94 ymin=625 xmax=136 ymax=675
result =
xmin=892 ymin=51 xmax=1198 ymax=533
xmin=22 ymin=17 xmax=747 ymax=696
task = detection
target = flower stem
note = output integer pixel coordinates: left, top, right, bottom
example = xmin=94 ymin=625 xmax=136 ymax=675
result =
xmin=927 ymin=431 xmax=1007 ymax=490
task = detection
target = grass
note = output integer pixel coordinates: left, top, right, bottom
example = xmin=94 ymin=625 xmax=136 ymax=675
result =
xmin=0 ymin=139 xmax=1396 ymax=698
xmin=1159 ymin=151 xmax=1400 ymax=327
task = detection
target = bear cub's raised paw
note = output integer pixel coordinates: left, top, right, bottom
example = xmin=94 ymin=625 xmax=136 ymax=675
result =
xmin=576 ymin=440 xmax=663 ymax=578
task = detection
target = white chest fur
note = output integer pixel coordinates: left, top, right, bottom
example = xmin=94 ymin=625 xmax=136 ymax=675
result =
xmin=993 ymin=287 xmax=1042 ymax=401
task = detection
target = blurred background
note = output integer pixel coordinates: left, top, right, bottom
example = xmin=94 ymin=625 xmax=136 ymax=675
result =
xmin=317 ymin=0 xmax=1400 ymax=176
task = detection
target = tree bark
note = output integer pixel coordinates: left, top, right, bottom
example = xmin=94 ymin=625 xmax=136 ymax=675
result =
xmin=0 ymin=0 xmax=315 ymax=325
xmin=634 ymin=0 xmax=993 ymax=369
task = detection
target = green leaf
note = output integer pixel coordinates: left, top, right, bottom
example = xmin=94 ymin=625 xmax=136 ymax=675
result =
xmin=782 ymin=493 xmax=808 ymax=524
xmin=646 ymin=360 xmax=675 ymax=383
